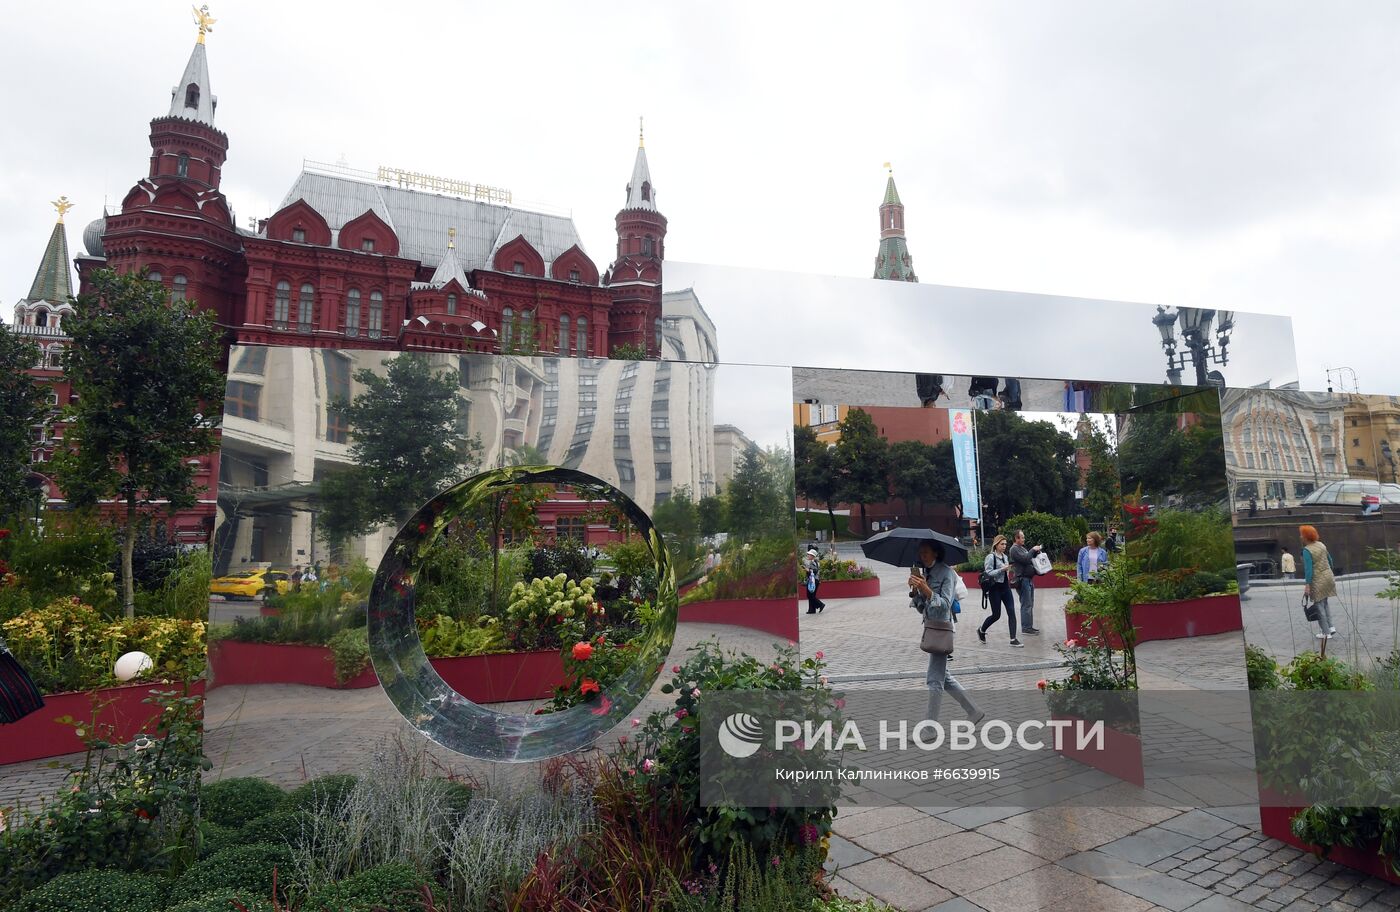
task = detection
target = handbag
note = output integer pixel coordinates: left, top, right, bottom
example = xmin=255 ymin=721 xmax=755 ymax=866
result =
xmin=1302 ymin=595 xmax=1320 ymax=623
xmin=921 ymin=617 xmax=956 ymax=655
xmin=1032 ymin=552 xmax=1053 ymax=576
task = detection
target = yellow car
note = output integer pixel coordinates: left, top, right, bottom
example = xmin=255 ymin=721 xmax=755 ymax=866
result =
xmin=209 ymin=568 xmax=293 ymax=600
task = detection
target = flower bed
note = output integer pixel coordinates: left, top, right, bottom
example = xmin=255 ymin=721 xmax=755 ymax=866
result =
xmin=1257 ymin=786 xmax=1400 ymax=887
xmin=206 ymin=639 xmax=565 ymax=702
xmin=1050 ymin=713 xmax=1144 ymax=786
xmin=795 ymin=577 xmax=881 ymax=599
xmin=1065 ymin=593 xmax=1243 ymax=647
xmin=679 ymin=597 xmax=800 ymax=641
xmin=0 ymin=679 xmax=206 ymax=766
xmin=959 ymin=570 xmax=1074 ymax=590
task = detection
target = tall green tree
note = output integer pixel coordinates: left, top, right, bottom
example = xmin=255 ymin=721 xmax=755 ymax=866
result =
xmin=319 ymin=355 xmax=478 ymax=545
xmin=974 ymin=409 xmax=1078 ymax=531
xmin=653 ymin=484 xmax=701 ymax=566
xmin=697 ymin=492 xmax=727 ymax=537
xmin=794 ymin=425 xmax=841 ymax=537
xmin=51 ymin=270 xmax=225 ymax=618
xmin=0 ymin=324 xmax=49 ymax=521
xmin=888 ymin=439 xmax=958 ymax=522
xmin=834 ymin=408 xmax=889 ymax=534
xmin=726 ymin=446 xmax=785 ymax=540
xmin=1118 ymin=410 xmax=1226 ymax=506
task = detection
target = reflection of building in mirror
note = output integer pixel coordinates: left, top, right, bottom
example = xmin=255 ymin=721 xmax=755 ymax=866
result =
xmin=1221 ymin=389 xmax=1348 ymax=510
xmin=712 ymin=425 xmax=755 ymax=491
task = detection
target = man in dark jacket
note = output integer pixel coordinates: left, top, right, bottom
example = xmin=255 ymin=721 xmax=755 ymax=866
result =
xmin=1008 ymin=530 xmax=1043 ymax=634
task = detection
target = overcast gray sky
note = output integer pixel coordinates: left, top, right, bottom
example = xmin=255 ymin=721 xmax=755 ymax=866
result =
xmin=4 ymin=1 xmax=1398 ymax=394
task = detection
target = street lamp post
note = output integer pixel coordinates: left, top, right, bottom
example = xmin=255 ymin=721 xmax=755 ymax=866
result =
xmin=1153 ymin=306 xmax=1233 ymax=386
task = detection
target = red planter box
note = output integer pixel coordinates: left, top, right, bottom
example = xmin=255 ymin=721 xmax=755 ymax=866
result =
xmin=679 ymin=597 xmax=799 ymax=641
xmin=207 ymin=640 xmax=566 ymax=701
xmin=208 ymin=640 xmax=377 ymax=689
xmin=1066 ymin=594 xmax=1243 ymax=647
xmin=0 ymin=680 xmax=207 ymax=766
xmin=1051 ymin=713 xmax=1144 ymax=786
xmin=429 ymin=651 xmax=566 ymax=703
xmin=795 ymin=577 xmax=881 ymax=600
xmin=960 ymin=571 xmax=1074 ymax=590
xmin=1257 ymin=786 xmax=1400 ymax=886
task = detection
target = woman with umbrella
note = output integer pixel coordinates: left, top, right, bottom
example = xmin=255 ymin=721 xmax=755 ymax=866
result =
xmin=863 ymin=529 xmax=984 ymax=721
xmin=908 ymin=540 xmax=985 ymax=724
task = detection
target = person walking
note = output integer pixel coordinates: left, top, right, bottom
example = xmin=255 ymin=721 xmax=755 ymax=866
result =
xmin=1008 ymin=530 xmax=1043 ymax=634
xmin=909 ymin=540 xmax=983 ymax=722
xmin=978 ymin=534 xmax=1021 ymax=647
xmin=1300 ymin=525 xmax=1338 ymax=638
xmin=290 ymin=566 xmax=303 ymax=592
xmin=1280 ymin=547 xmax=1296 ymax=580
xmin=803 ymin=548 xmax=826 ymax=614
xmin=1077 ymin=532 xmax=1109 ymax=583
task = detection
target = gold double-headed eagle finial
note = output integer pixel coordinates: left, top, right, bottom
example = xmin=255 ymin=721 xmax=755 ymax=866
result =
xmin=639 ymin=116 xmax=645 ymax=149
xmin=193 ymin=5 xmax=216 ymax=44
xmin=883 ymin=162 xmax=892 ymax=173
xmin=52 ymin=195 xmax=74 ymax=223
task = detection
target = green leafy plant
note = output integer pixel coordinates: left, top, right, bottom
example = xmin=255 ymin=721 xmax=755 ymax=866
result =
xmin=304 ymin=862 xmax=430 ymax=912
xmin=1245 ymin=643 xmax=1282 ymax=691
xmin=609 ymin=342 xmax=649 ymax=360
xmin=664 ymin=841 xmax=826 ymax=911
xmin=1042 ymin=637 xmax=1139 ymax=733
xmin=327 ymin=625 xmax=371 ymax=685
xmin=1002 ymin=511 xmax=1074 ymax=561
xmin=796 ymin=558 xmax=875 ymax=586
xmin=505 ymin=573 xmax=600 ymax=650
xmin=285 ymin=774 xmax=359 ymax=814
xmin=681 ymin=537 xmax=796 ymax=605
xmin=200 ymin=777 xmax=288 ymax=829
xmin=7 ymin=869 xmax=167 ymax=912
xmin=167 ymin=842 xmax=294 ymax=905
xmin=0 ymin=689 xmax=209 ymax=904
xmin=1130 ymin=507 xmax=1235 ymax=577
xmin=417 ymin=613 xmax=506 ymax=658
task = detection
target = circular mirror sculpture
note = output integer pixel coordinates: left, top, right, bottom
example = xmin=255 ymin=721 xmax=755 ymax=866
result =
xmin=368 ymin=465 xmax=677 ymax=762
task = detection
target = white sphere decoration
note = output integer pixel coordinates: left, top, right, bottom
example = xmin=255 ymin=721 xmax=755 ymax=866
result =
xmin=114 ymin=651 xmax=153 ymax=683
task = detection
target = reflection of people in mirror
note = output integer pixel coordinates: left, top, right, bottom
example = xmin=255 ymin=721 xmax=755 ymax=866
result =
xmin=1300 ymin=525 xmax=1337 ymax=639
xmin=803 ymin=549 xmax=825 ymax=614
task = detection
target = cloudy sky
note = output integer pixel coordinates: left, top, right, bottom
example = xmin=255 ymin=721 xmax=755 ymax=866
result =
xmin=3 ymin=1 xmax=1398 ymax=394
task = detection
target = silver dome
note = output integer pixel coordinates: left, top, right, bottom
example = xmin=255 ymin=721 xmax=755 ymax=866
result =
xmin=1300 ymin=479 xmax=1400 ymax=506
xmin=83 ymin=214 xmax=107 ymax=257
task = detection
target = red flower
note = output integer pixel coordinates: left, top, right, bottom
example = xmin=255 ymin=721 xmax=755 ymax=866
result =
xmin=590 ymin=694 xmax=613 ymax=715
xmin=1037 ymin=679 xmax=1047 ymax=690
xmin=580 ymin=679 xmax=600 ymax=696
xmin=571 ymin=641 xmax=594 ymax=662
xmin=134 ymin=808 xmax=152 ymax=820
xmin=798 ymin=823 xmax=821 ymax=845
xmin=417 ymin=522 xmax=429 ymax=535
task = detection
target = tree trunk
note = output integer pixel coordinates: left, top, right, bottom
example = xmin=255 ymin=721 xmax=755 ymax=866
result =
xmin=825 ymin=502 xmax=838 ymax=541
xmin=859 ymin=502 xmax=868 ymax=534
xmin=123 ymin=497 xmax=137 ymax=619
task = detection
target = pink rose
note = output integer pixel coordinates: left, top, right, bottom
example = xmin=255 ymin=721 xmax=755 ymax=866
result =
xmin=815 ymin=650 xmax=825 ymax=660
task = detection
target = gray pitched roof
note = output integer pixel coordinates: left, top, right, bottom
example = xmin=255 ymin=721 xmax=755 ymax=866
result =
xmin=168 ymin=42 xmax=217 ymax=126
xmin=278 ymin=170 xmax=587 ymax=273
xmin=27 ymin=221 xmax=73 ymax=304
xmin=624 ymin=145 xmax=656 ymax=211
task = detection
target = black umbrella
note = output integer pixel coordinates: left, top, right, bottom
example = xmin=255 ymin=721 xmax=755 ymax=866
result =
xmin=861 ymin=527 xmax=970 ymax=568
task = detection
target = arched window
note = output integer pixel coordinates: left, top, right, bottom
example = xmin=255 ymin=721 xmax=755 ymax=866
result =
xmin=273 ymin=281 xmax=291 ymax=328
xmin=367 ymin=291 xmax=383 ymax=338
xmin=176 ymin=153 xmax=189 ymax=178
xmin=501 ymin=307 xmax=514 ymax=349
xmin=34 ymin=307 xmax=48 ymax=328
xmin=298 ymin=283 xmax=314 ymax=332
xmin=641 ymin=181 xmax=651 ymax=201
xmin=559 ymin=315 xmax=570 ymax=355
xmin=46 ymin=346 xmax=62 ymax=369
xmin=520 ymin=310 xmax=533 ymax=349
xmin=148 ymin=271 xmax=162 ymax=283
xmin=185 ymin=84 xmax=200 ymax=110
xmin=345 ymin=289 xmax=361 ymax=337
xmin=642 ymin=236 xmax=654 ymax=257
xmin=171 ymin=274 xmax=188 ymax=303
xmin=576 ymin=316 xmax=588 ymax=356
xmin=446 ymin=293 xmax=457 ymax=316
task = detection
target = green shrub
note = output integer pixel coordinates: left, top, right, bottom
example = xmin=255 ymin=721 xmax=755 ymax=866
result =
xmin=200 ymin=778 xmax=287 ymax=829
xmin=327 ymin=625 xmax=370 ymax=685
xmin=417 ymin=613 xmax=506 ymax=658
xmin=198 ymin=820 xmax=240 ymax=859
xmin=9 ymin=869 xmax=166 ymax=912
xmin=0 ymin=517 xmax=119 ymax=616
xmin=286 ymin=774 xmax=359 ymax=813
xmin=1282 ymin=652 xmax=1370 ymax=692
xmin=1002 ymin=512 xmax=1073 ymax=561
xmin=168 ymin=842 xmax=292 ymax=905
xmin=164 ymin=891 xmax=275 ymax=912
xmin=238 ymin=807 xmax=309 ymax=847
xmin=304 ymin=863 xmax=430 ymax=912
xmin=1245 ymin=644 xmax=1281 ymax=691
xmin=1133 ymin=508 xmax=1235 ymax=575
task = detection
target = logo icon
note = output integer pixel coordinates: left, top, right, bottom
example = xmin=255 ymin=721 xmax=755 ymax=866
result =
xmin=717 ymin=712 xmax=764 ymax=758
